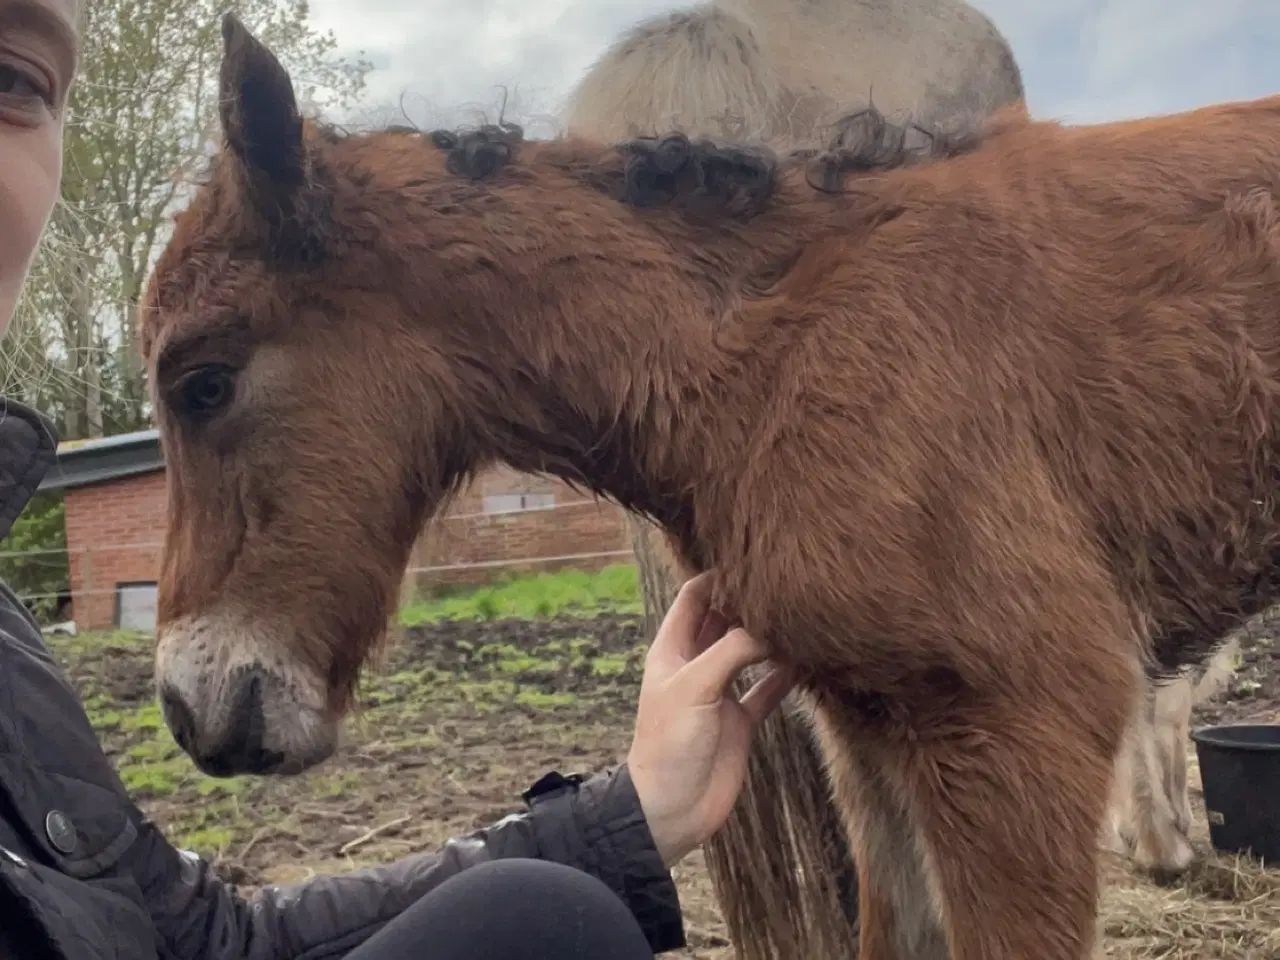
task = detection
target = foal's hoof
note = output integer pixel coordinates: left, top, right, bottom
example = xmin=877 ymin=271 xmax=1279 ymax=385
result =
xmin=1134 ymin=831 xmax=1196 ymax=882
xmin=1147 ymin=860 xmax=1193 ymax=887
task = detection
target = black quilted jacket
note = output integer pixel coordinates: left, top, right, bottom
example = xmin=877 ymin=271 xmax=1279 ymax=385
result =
xmin=0 ymin=400 xmax=685 ymax=959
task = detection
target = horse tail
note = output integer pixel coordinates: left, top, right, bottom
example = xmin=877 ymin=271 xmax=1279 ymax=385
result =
xmin=703 ymin=688 xmax=860 ymax=959
xmin=626 ymin=514 xmax=859 ymax=957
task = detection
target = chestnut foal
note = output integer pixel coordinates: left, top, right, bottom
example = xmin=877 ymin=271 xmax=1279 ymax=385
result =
xmin=144 ymin=16 xmax=1280 ymax=960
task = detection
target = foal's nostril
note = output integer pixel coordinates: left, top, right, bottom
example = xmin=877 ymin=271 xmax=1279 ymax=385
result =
xmin=234 ymin=669 xmax=267 ymax=754
xmin=159 ymin=685 xmax=196 ymax=754
xmin=199 ymin=667 xmax=286 ymax=777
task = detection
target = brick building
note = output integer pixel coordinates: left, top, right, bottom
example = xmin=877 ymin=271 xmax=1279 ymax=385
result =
xmin=39 ymin=430 xmax=634 ymax=632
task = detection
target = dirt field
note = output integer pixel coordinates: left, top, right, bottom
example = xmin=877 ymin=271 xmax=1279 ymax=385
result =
xmin=50 ymin=602 xmax=1280 ymax=959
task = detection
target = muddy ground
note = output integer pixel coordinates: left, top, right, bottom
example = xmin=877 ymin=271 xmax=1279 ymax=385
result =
xmin=52 ymin=617 xmax=1279 ymax=959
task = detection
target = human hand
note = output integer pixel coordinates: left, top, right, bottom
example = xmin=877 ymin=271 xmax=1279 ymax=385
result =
xmin=626 ymin=571 xmax=797 ymax=868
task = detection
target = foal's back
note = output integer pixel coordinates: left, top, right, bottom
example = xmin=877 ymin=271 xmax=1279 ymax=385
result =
xmin=738 ymin=96 xmax=1280 ymax=674
xmin=972 ymin=98 xmax=1280 ymax=671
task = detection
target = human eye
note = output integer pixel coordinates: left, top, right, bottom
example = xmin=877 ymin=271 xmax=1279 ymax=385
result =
xmin=0 ymin=59 xmax=54 ymax=114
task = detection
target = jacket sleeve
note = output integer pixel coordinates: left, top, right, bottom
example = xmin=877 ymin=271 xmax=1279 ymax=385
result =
xmin=134 ymin=764 xmax=687 ymax=959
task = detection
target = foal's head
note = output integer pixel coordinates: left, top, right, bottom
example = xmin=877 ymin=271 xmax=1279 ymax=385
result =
xmin=140 ymin=13 xmax=779 ymax=775
xmin=141 ymin=16 xmax=481 ymax=775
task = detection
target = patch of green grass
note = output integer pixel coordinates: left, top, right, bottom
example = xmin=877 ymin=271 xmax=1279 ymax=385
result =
xmin=590 ymin=653 xmax=634 ymax=678
xmin=121 ymin=702 xmax=165 ymax=733
xmin=117 ymin=737 xmax=193 ymax=798
xmin=176 ymin=826 xmax=235 ymax=857
xmin=475 ymin=643 xmax=563 ymax=678
xmin=452 ymin=678 xmax=519 ymax=713
xmin=115 ymin=725 xmax=250 ymax=800
xmin=399 ymin=565 xmax=641 ymax=624
xmin=77 ymin=691 xmax=252 ymax=801
xmin=493 ymin=654 xmax=561 ymax=677
xmin=359 ymin=667 xmax=447 ymax=711
xmin=567 ymin=636 xmax=600 ymax=657
xmin=163 ymin=795 xmax=255 ymax=856
xmin=46 ymin=628 xmax=152 ymax=661
xmin=196 ymin=776 xmax=248 ymax=797
xmin=91 ymin=706 xmax=126 ymax=732
xmin=313 ymin=771 xmax=368 ymax=798
xmin=395 ymin=731 xmax=442 ymax=751
xmin=457 ymin=678 xmax=518 ymax=699
xmin=514 ymin=690 xmax=578 ymax=709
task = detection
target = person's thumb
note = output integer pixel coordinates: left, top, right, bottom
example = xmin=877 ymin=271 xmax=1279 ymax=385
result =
xmin=677 ymin=626 xmax=770 ymax=705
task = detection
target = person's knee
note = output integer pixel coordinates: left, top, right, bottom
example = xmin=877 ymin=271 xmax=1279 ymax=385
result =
xmin=463 ymin=855 xmax=616 ymax=901
xmin=449 ymin=858 xmax=642 ymax=926
xmin=413 ymin=858 xmax=653 ymax=959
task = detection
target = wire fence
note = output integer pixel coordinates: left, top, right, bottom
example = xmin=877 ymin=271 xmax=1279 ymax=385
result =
xmin=1 ymin=496 xmax=640 ymax=613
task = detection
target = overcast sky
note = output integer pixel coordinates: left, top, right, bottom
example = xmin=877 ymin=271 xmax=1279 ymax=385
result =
xmin=305 ymin=0 xmax=1279 ymax=131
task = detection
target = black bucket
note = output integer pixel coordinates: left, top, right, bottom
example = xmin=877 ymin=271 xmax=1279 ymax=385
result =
xmin=1190 ymin=723 xmax=1280 ymax=865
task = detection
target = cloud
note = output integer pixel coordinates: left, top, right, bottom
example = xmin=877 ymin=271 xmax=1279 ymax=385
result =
xmin=971 ymin=0 xmax=1279 ymax=121
xmin=305 ymin=0 xmax=1280 ymax=129
xmin=309 ymin=0 xmax=676 ymax=129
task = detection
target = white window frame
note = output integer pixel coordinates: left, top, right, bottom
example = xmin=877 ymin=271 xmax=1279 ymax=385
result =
xmin=481 ymin=492 xmax=557 ymax=515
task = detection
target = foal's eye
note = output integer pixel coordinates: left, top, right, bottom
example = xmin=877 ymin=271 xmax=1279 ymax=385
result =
xmin=178 ymin=366 xmax=237 ymax=418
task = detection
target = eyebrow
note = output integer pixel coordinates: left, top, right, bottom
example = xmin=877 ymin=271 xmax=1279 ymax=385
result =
xmin=0 ymin=1 xmax=79 ymax=81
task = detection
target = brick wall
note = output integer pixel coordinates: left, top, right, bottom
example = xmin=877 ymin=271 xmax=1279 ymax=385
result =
xmin=63 ymin=465 xmax=634 ymax=630
xmin=64 ymin=470 xmax=167 ymax=631
xmin=404 ymin=467 xmax=633 ymax=596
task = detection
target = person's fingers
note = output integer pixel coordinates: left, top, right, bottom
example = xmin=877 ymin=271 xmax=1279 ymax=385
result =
xmin=677 ymin=626 xmax=771 ymax=704
xmin=738 ymin=662 xmax=799 ymax=726
xmin=645 ymin=571 xmax=717 ymax=672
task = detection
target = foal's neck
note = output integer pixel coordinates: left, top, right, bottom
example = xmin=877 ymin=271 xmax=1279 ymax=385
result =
xmin=344 ymin=129 xmax=833 ymax=565
xmin=446 ymin=169 xmax=818 ymax=566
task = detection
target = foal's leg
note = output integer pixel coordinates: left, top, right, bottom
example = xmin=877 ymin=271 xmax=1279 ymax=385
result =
xmin=1148 ymin=675 xmax=1195 ymax=865
xmin=888 ymin=648 xmax=1136 ymax=960
xmin=814 ymin=532 xmax=1138 ymax=960
xmin=1192 ymin=634 xmax=1240 ymax=705
xmin=1109 ymin=674 xmax=1196 ymax=874
xmin=1104 ymin=696 xmax=1143 ymax=859
xmin=1118 ymin=631 xmax=1241 ymax=875
xmin=810 ymin=705 xmax=947 ymax=960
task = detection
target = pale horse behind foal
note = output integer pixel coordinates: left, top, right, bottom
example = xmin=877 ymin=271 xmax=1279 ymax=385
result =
xmin=562 ymin=0 xmax=1238 ymax=887
xmin=1106 ymin=634 xmax=1242 ymax=872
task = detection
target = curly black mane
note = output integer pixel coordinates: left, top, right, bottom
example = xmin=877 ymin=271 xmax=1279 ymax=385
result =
xmin=424 ymin=105 xmax=987 ymax=219
xmin=428 ymin=121 xmax=526 ymax=180
xmin=799 ymin=107 xmax=985 ymax=192
xmin=614 ymin=134 xmax=778 ymax=216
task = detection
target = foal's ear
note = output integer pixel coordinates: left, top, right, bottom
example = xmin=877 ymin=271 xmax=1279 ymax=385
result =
xmin=219 ymin=13 xmax=306 ymax=199
xmin=218 ymin=14 xmax=327 ymax=263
